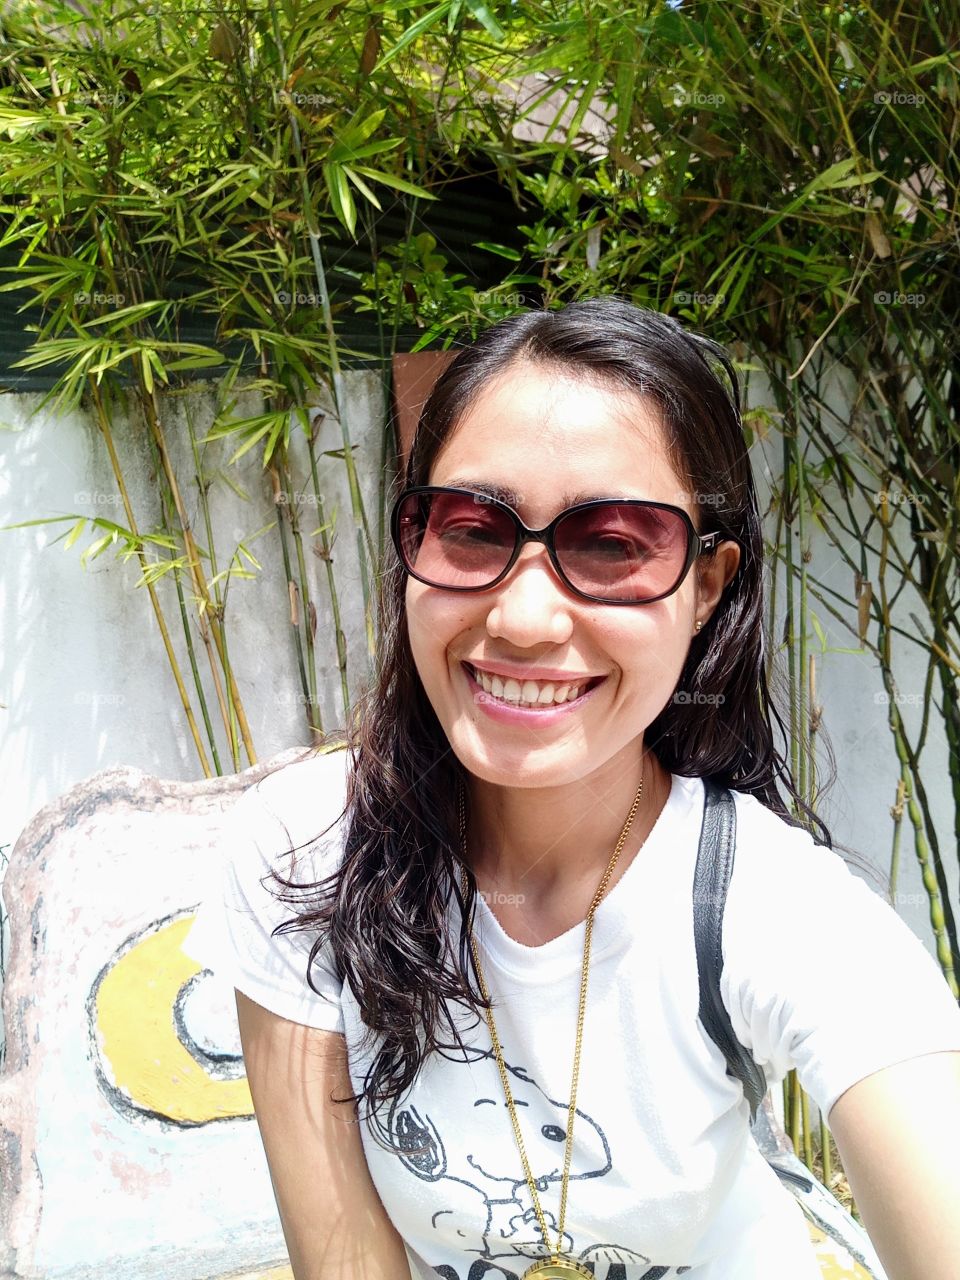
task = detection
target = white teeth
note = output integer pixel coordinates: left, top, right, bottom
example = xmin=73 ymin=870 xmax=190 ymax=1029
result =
xmin=470 ymin=666 xmax=588 ymax=707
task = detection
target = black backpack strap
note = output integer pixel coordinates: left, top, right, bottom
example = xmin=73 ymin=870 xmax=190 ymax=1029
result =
xmin=693 ymin=777 xmax=767 ymax=1124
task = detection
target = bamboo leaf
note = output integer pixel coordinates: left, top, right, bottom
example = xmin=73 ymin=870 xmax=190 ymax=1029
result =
xmin=80 ymin=530 xmax=119 ymax=567
xmin=0 ymin=515 xmax=84 ymax=532
xmin=857 ymin=580 xmax=873 ymax=642
xmin=372 ymin=2 xmax=452 ymax=72
xmin=804 ymin=159 xmax=882 ymax=194
xmin=339 ymin=107 xmax=388 ymax=150
xmin=236 ymin=541 xmax=264 ymax=570
xmin=64 ymin=518 xmax=87 ymax=551
xmin=343 ymin=165 xmax=383 ymax=210
xmin=474 ymin=241 xmax=522 ymax=260
xmin=463 ymin=0 xmax=505 ymax=40
xmin=323 ymin=162 xmax=357 ymax=236
xmin=351 ymin=166 xmax=438 ymax=200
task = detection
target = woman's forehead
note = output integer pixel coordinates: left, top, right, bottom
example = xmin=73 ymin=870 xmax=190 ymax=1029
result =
xmin=434 ymin=477 xmax=639 ymax=507
xmin=429 ymin=399 xmax=684 ymax=507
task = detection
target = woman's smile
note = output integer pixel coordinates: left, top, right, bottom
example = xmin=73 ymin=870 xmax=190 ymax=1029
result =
xmin=461 ymin=659 xmax=608 ymax=725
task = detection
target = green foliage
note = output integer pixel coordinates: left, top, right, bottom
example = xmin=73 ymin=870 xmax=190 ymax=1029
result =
xmin=347 ymin=232 xmax=537 ymax=343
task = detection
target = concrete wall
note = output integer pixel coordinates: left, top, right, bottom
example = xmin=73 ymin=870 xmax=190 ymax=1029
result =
xmin=0 ymin=370 xmax=388 ymax=839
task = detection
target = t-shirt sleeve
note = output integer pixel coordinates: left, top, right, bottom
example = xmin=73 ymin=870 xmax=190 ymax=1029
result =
xmin=720 ymin=797 xmax=960 ymax=1122
xmin=180 ymin=763 xmax=346 ymax=1033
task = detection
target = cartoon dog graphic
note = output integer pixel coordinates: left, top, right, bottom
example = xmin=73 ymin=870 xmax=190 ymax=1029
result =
xmin=386 ymin=1046 xmax=692 ymax=1280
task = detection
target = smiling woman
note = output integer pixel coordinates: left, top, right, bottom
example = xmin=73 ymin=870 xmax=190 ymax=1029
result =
xmin=182 ymin=298 xmax=960 ymax=1280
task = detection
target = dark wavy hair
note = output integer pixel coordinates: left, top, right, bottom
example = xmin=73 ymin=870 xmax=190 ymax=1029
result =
xmin=265 ymin=297 xmax=872 ymax=1145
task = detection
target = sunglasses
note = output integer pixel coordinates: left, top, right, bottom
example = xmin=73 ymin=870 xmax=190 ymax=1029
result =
xmin=390 ymin=486 xmax=724 ymax=605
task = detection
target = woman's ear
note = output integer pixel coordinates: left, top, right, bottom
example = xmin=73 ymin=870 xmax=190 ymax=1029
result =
xmin=696 ymin=540 xmax=741 ymax=623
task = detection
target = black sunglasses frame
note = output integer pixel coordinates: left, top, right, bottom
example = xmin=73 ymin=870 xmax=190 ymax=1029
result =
xmin=390 ymin=485 xmax=725 ymax=606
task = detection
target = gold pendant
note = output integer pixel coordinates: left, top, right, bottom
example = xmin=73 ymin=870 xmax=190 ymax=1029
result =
xmin=522 ymin=1257 xmax=594 ymax=1278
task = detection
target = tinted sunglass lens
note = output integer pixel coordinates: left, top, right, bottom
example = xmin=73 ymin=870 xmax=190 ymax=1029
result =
xmin=555 ymin=504 xmax=688 ymax=601
xmin=397 ymin=491 xmax=515 ymax=587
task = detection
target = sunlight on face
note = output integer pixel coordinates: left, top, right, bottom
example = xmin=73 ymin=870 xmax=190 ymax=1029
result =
xmin=405 ymin=360 xmax=703 ymax=792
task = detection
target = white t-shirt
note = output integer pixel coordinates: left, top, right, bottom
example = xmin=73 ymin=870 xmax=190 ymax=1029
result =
xmin=181 ymin=745 xmax=960 ymax=1280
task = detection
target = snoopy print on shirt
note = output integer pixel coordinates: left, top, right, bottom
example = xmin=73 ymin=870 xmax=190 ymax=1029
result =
xmin=381 ymin=1046 xmax=694 ymax=1280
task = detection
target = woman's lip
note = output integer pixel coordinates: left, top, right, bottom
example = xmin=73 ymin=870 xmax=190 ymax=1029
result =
xmin=461 ymin=662 xmax=606 ymax=723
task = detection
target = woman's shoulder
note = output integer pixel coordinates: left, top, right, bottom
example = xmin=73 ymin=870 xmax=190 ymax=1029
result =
xmin=723 ymin=782 xmax=877 ymax=917
xmin=231 ymin=742 xmax=352 ymax=858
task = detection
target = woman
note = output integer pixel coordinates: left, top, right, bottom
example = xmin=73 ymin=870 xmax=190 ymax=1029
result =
xmin=184 ymin=298 xmax=960 ymax=1280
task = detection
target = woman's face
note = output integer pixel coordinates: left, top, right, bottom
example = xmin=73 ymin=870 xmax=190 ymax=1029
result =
xmin=405 ymin=360 xmax=736 ymax=791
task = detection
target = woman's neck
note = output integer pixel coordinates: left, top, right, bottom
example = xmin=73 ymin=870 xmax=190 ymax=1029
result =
xmin=463 ymin=751 xmax=673 ymax=911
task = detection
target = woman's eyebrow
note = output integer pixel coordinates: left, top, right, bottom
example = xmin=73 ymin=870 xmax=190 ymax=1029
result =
xmin=442 ymin=477 xmax=630 ymax=506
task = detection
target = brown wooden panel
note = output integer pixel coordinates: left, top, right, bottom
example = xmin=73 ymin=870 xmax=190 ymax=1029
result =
xmin=391 ymin=350 xmax=458 ymax=474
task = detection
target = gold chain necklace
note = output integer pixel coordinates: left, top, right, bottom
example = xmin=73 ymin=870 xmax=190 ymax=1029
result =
xmin=456 ymin=774 xmax=644 ymax=1280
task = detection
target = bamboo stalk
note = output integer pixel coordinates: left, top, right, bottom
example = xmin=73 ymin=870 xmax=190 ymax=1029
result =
xmin=140 ymin=385 xmax=257 ymax=765
xmin=278 ymin=448 xmax=321 ymax=737
xmin=182 ymin=394 xmax=227 ymax=773
xmin=40 ymin=55 xmax=220 ymax=773
xmin=795 ymin=385 xmax=809 ymax=809
xmin=306 ymin=425 xmax=351 ymax=725
xmin=267 ymin=7 xmax=378 ymax=673
xmin=88 ymin=381 xmax=212 ymax=775
xmin=889 ymin=778 xmax=906 ymax=907
xmin=156 ymin=466 xmax=225 ymax=774
xmin=268 ymin=463 xmax=312 ymax=726
xmin=895 ymin=754 xmax=959 ymax=997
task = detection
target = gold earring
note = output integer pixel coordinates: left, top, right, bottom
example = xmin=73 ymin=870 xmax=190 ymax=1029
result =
xmin=694 ymin=620 xmax=703 ymax=633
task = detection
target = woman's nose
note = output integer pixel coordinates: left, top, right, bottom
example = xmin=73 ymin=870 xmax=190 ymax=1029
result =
xmin=484 ymin=543 xmax=575 ymax=642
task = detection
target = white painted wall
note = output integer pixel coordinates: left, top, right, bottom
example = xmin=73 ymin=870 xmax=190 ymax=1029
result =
xmin=0 ymin=371 xmax=390 ymax=1050
xmin=744 ymin=362 xmax=957 ymax=956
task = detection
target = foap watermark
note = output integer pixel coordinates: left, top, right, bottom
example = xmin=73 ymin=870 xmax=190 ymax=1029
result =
xmin=477 ymin=888 xmax=526 ymax=906
xmin=673 ymin=291 xmax=726 ymax=307
xmin=892 ymin=891 xmax=928 ymax=907
xmin=678 ymin=90 xmax=726 ymax=107
xmin=472 ymin=488 xmax=521 ymax=506
xmin=276 ymin=492 xmax=323 ymax=507
xmin=277 ymin=89 xmax=327 ymax=108
xmin=874 ymin=690 xmax=923 ymax=707
xmin=876 ymin=488 xmax=925 ymax=507
xmin=276 ymin=290 xmax=322 ymax=307
xmin=873 ymin=290 xmax=925 ymax=307
xmin=674 ymin=488 xmax=726 ymax=508
xmin=73 ymin=690 xmax=126 ymax=707
xmin=74 ymin=90 xmax=126 ymax=107
xmin=75 ymin=491 xmax=124 ymax=508
xmin=477 ymin=288 xmax=527 ymax=308
xmin=276 ymin=689 xmax=317 ymax=708
xmin=874 ymin=90 xmax=925 ymax=106
xmin=75 ymin=291 xmax=125 ymax=307
xmin=672 ymin=690 xmax=725 ymax=706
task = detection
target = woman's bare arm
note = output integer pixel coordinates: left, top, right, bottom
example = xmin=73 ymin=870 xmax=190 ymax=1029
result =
xmin=828 ymin=1049 xmax=960 ymax=1279
xmin=236 ymin=990 xmax=411 ymax=1280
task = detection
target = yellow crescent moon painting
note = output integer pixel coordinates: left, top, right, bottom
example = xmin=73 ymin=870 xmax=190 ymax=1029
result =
xmin=92 ymin=910 xmax=254 ymax=1125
